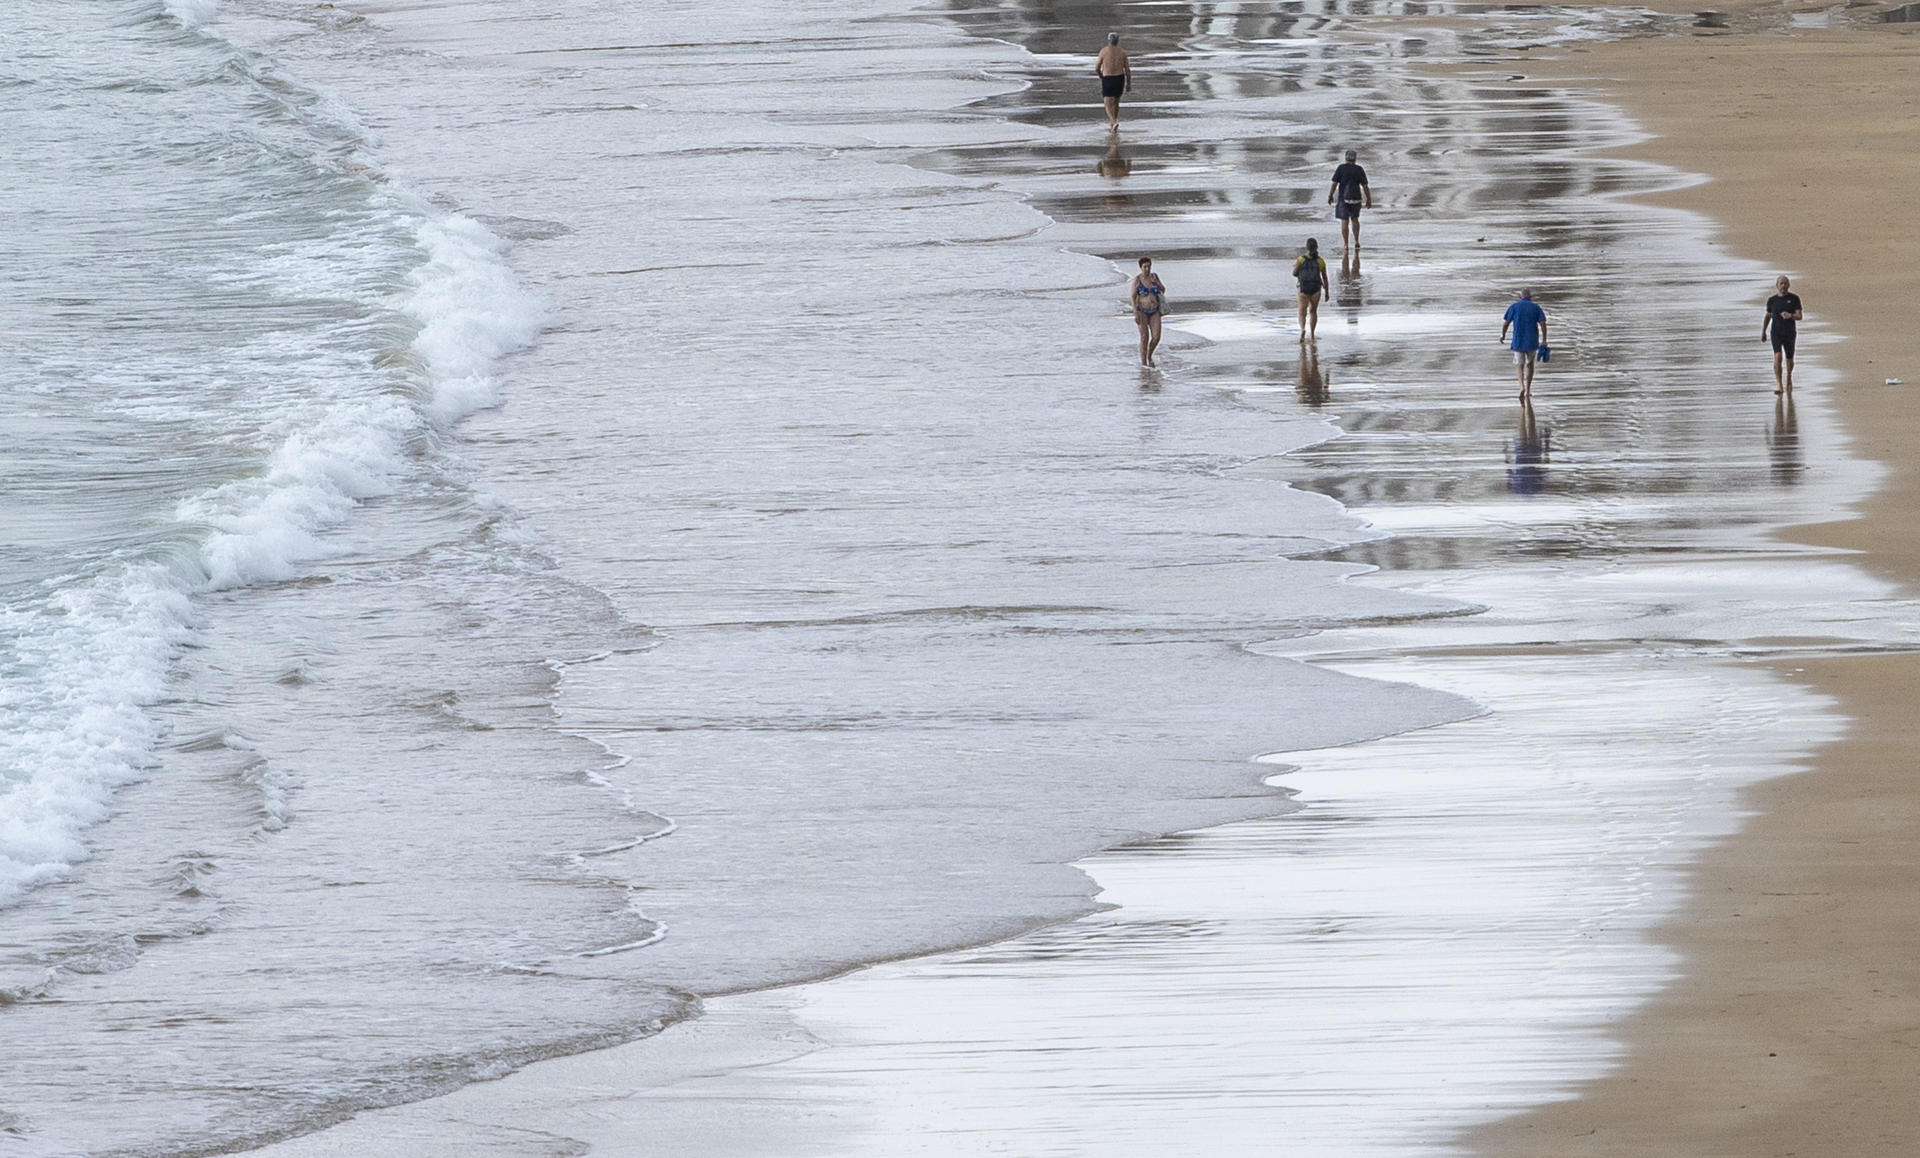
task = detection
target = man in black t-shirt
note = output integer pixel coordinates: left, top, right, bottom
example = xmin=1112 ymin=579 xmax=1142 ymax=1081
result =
xmin=1327 ymin=149 xmax=1372 ymax=251
xmin=1762 ymin=274 xmax=1804 ymax=393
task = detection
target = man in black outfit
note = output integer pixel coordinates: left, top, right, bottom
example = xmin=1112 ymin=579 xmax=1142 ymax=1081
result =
xmin=1763 ymin=274 xmax=1803 ymax=394
xmin=1327 ymin=149 xmax=1372 ymax=252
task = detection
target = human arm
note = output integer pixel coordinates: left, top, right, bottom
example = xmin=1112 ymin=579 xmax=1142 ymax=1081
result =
xmin=1328 ymin=179 xmax=1337 ymax=205
xmin=1362 ymin=179 xmax=1372 ymax=209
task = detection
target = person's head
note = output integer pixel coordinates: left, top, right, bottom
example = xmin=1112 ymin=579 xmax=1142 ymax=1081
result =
xmin=1305 ymin=238 xmax=1319 ymax=256
xmin=1519 ymin=287 xmax=1533 ymax=300
xmin=1108 ymin=32 xmax=1121 ymax=44
xmin=1344 ymin=149 xmax=1357 ymax=162
xmin=1138 ymin=256 xmax=1152 ymax=272
xmin=1776 ymin=274 xmax=1791 ymax=292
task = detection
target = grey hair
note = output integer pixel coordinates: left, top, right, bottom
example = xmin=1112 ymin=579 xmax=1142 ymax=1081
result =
xmin=1520 ymin=288 xmax=1533 ymax=299
xmin=1108 ymin=32 xmax=1120 ymax=44
xmin=1344 ymin=149 xmax=1356 ymax=161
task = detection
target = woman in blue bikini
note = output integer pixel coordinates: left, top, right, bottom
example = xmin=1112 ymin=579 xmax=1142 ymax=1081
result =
xmin=1130 ymin=256 xmax=1165 ymax=367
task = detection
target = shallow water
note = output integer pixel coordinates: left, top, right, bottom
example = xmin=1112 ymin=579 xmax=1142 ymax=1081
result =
xmin=215 ymin=2 xmax=1919 ymax=1157
xmin=1 ymin=0 xmax=1494 ymax=1152
xmin=554 ymin=5 xmax=1911 ymax=1152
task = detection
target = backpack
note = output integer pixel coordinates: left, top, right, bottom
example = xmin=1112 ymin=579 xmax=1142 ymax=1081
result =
xmin=1295 ymin=255 xmax=1323 ymax=295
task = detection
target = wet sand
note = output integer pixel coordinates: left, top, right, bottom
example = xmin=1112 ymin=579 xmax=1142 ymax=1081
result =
xmin=1473 ymin=14 xmax=1920 ymax=1158
xmin=218 ymin=5 xmax=1920 ymax=1154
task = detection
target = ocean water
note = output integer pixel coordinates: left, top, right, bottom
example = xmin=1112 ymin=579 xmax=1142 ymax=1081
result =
xmin=313 ymin=6 xmax=1911 ymax=1156
xmin=2 ymin=1 xmax=1908 ymax=1155
xmin=0 ymin=0 xmax=1471 ymax=1152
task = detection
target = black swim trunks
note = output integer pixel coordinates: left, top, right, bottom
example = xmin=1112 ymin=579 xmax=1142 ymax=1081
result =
xmin=1766 ymin=291 xmax=1800 ymax=358
xmin=1100 ymin=73 xmax=1126 ymax=98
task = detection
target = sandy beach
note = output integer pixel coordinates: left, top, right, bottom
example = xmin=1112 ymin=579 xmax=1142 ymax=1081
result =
xmin=1475 ymin=11 xmax=1920 ymax=1156
xmin=11 ymin=2 xmax=1909 ymax=1152
xmin=214 ymin=4 xmax=1920 ymax=1154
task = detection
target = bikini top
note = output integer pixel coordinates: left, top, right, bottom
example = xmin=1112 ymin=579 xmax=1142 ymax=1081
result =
xmin=1135 ymin=278 xmax=1162 ymax=296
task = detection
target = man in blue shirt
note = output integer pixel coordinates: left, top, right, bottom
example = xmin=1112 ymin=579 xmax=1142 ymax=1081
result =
xmin=1501 ymin=288 xmax=1549 ymax=404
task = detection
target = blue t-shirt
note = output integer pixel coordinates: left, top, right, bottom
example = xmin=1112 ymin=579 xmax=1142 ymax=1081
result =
xmin=1504 ymin=299 xmax=1546 ymax=351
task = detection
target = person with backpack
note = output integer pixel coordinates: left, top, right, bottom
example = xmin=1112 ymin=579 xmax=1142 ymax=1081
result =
xmin=1293 ymin=238 xmax=1328 ymax=340
xmin=1327 ymin=150 xmax=1372 ymax=252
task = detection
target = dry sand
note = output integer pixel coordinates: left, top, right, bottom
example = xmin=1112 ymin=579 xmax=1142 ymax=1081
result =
xmin=1473 ymin=13 xmax=1920 ymax=1157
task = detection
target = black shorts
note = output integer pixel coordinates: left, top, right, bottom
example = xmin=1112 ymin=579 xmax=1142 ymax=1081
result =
xmin=1334 ymin=200 xmax=1362 ymax=221
xmin=1100 ymin=74 xmax=1126 ymax=98
xmin=1770 ymin=328 xmax=1796 ymax=358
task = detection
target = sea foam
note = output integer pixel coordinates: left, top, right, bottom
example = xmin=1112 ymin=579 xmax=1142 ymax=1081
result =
xmin=0 ymin=205 xmax=540 ymax=904
xmin=0 ymin=564 xmax=193 ymax=909
xmin=161 ymin=0 xmax=220 ymax=27
xmin=409 ymin=216 xmax=545 ymax=426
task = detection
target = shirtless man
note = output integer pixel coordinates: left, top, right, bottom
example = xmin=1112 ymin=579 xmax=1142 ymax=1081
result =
xmin=1095 ymin=33 xmax=1131 ymax=131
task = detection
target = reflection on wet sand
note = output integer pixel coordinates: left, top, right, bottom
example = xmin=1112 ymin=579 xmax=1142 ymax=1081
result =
xmin=1508 ymin=403 xmax=1551 ymax=495
xmin=1097 ymin=137 xmax=1133 ymax=210
xmin=1767 ymin=390 xmax=1802 ymax=485
xmin=659 ymin=0 xmax=1874 ymax=1153
xmin=1337 ymin=249 xmax=1365 ymax=324
xmin=1298 ymin=341 xmax=1330 ymax=406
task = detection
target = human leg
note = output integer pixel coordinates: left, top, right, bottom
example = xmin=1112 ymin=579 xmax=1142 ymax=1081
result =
xmin=1297 ymin=292 xmax=1309 ymax=338
xmin=1306 ymin=291 xmax=1320 ymax=339
xmin=1137 ymin=316 xmax=1152 ymax=365
xmin=1147 ymin=315 xmax=1162 ymax=364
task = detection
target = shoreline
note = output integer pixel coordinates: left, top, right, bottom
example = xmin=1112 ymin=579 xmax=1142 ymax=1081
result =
xmin=180 ymin=6 xmax=1920 ymax=1152
xmin=237 ymin=7 xmax=1917 ymax=1154
xmin=1472 ymin=14 xmax=1920 ymax=1156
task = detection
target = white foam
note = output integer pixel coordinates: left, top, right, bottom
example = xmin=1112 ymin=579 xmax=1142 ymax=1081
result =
xmin=0 ymin=563 xmax=194 ymax=908
xmin=177 ymin=396 xmax=415 ymax=588
xmin=407 ymin=216 xmax=545 ymax=427
xmin=2 ymin=205 xmax=540 ymax=901
xmin=161 ymin=0 xmax=219 ymax=27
